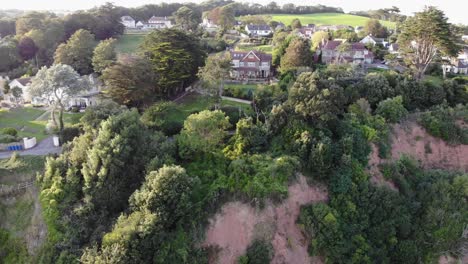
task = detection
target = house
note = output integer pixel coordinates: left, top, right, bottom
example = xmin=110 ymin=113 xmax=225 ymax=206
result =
xmin=245 ymin=24 xmax=272 ymax=37
xmin=462 ymin=35 xmax=468 ymax=42
xmin=67 ymin=74 xmax=103 ymax=109
xmin=146 ymin=16 xmax=172 ymax=29
xmin=230 ymin=50 xmax=272 ymax=79
xmin=275 ymin=22 xmax=286 ymax=31
xmin=442 ymin=49 xmax=468 ymax=75
xmin=354 ymin=26 xmax=364 ymax=33
xmin=121 ymin=16 xmax=136 ymax=28
xmin=297 ymin=25 xmax=315 ymax=38
xmin=315 ymin=25 xmax=353 ymax=32
xmin=318 ymin=40 xmax=374 ymax=65
xmin=388 ymin=43 xmax=399 ymax=54
xmin=135 ymin=16 xmax=172 ymax=30
xmin=360 ymin=35 xmax=389 ymax=47
xmin=202 ymin=17 xmax=217 ymax=28
xmin=8 ymin=77 xmax=37 ymax=104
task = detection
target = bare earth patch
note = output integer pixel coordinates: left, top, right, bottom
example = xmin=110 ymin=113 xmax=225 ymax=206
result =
xmin=369 ymin=121 xmax=468 ymax=188
xmin=203 ymin=175 xmax=328 ymax=264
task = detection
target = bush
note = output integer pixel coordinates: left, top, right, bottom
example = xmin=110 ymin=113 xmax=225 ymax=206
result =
xmin=420 ymin=105 xmax=468 ymax=144
xmin=0 ymin=134 xmax=17 ymax=143
xmin=59 ymin=126 xmax=81 ymax=144
xmin=375 ymin=96 xmax=408 ymax=123
xmin=241 ymin=239 xmax=273 ymax=264
xmin=1 ymin=127 xmax=18 ymax=137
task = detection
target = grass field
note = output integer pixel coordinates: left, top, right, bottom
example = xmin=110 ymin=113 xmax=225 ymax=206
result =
xmin=235 ymin=44 xmax=273 ymax=54
xmin=0 ymin=107 xmax=83 ymax=141
xmin=115 ymin=33 xmax=147 ymax=54
xmin=269 ymin=13 xmax=396 ymax=28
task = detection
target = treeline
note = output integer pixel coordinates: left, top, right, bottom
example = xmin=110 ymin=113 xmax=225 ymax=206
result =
xmin=113 ymin=0 xmax=343 ymax=21
xmin=0 ymin=3 xmax=123 ymax=77
xmin=350 ymin=7 xmax=407 ymax=22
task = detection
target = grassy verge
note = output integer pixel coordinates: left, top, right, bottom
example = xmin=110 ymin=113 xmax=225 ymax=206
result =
xmin=0 ymin=155 xmax=46 ymax=263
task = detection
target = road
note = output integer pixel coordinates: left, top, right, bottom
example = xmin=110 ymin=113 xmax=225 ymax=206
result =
xmin=0 ymin=136 xmax=61 ymax=159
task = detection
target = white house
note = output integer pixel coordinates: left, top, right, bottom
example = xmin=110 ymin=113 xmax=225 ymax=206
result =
xmin=245 ymin=24 xmax=272 ymax=37
xmin=121 ymin=16 xmax=136 ymax=28
xmin=67 ymin=74 xmax=103 ymax=109
xmin=8 ymin=78 xmax=34 ymax=103
xmin=462 ymin=35 xmax=468 ymax=42
xmin=360 ymin=35 xmax=389 ymax=47
xmin=146 ymin=16 xmax=172 ymax=29
xmin=202 ymin=17 xmax=217 ymax=28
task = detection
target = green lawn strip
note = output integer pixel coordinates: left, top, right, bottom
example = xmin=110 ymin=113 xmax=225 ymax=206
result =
xmin=267 ymin=13 xmax=396 ymax=28
xmin=115 ymin=33 xmax=147 ymax=54
xmin=0 ymin=108 xmax=82 ymax=142
xmin=0 ymin=155 xmax=45 ymax=184
xmin=235 ymin=44 xmax=273 ymax=54
xmin=175 ymin=93 xmax=253 ymax=123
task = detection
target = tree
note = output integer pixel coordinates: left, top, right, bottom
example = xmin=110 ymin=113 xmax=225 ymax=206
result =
xmin=18 ymin=36 xmax=38 ymax=61
xmin=130 ymin=165 xmax=196 ymax=228
xmin=11 ymin=87 xmax=23 ymax=103
xmin=54 ymin=29 xmax=96 ymax=75
xmin=92 ymin=38 xmax=117 ymax=74
xmin=29 ymin=64 xmax=89 ymax=131
xmin=375 ymin=96 xmax=408 ymax=122
xmin=361 ymin=72 xmax=394 ymax=107
xmin=101 ymin=58 xmax=157 ymax=107
xmin=280 ymin=38 xmax=312 ymax=73
xmin=0 ymin=36 xmax=21 ymax=72
xmin=177 ymin=110 xmax=230 ymax=159
xmin=363 ymin=19 xmax=388 ymax=38
xmin=15 ymin=11 xmax=50 ymax=36
xmin=290 ymin=18 xmax=302 ymax=29
xmin=173 ymin=6 xmax=201 ymax=31
xmin=311 ymin=31 xmax=329 ymax=50
xmin=88 ymin=3 xmax=124 ymax=40
xmin=25 ymin=18 xmax=65 ymax=66
xmin=398 ymin=7 xmax=459 ymax=79
xmin=218 ymin=4 xmax=236 ymax=30
xmin=0 ymin=19 xmax=16 ymax=37
xmin=197 ymin=53 xmax=232 ymax=108
xmin=288 ymin=72 xmax=345 ymax=122
xmin=336 ymin=42 xmax=351 ymax=63
xmin=140 ymin=29 xmax=205 ymax=97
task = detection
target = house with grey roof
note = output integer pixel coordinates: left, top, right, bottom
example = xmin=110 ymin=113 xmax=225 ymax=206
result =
xmin=245 ymin=24 xmax=272 ymax=37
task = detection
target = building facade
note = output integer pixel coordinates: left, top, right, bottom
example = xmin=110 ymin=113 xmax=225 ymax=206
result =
xmin=319 ymin=40 xmax=374 ymax=65
xmin=230 ymin=50 xmax=272 ymax=79
xmin=245 ymin=24 xmax=272 ymax=37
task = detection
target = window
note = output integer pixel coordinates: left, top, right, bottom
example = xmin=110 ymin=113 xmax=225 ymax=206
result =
xmin=248 ymin=62 xmax=255 ymax=67
xmin=261 ymin=62 xmax=269 ymax=67
xmin=240 ymin=62 xmax=244 ymax=66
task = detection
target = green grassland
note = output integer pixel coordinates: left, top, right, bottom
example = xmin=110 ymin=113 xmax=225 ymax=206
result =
xmin=235 ymin=44 xmax=273 ymax=54
xmin=269 ymin=13 xmax=396 ymax=28
xmin=115 ymin=33 xmax=147 ymax=54
xmin=0 ymin=107 xmax=83 ymax=141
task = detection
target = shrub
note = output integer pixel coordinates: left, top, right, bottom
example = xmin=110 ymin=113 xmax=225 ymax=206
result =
xmin=420 ymin=105 xmax=468 ymax=144
xmin=0 ymin=134 xmax=17 ymax=143
xmin=240 ymin=239 xmax=273 ymax=264
xmin=375 ymin=96 xmax=408 ymax=123
xmin=1 ymin=127 xmax=18 ymax=137
xmin=59 ymin=126 xmax=81 ymax=144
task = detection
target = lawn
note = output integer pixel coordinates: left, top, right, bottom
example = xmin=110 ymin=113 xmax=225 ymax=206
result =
xmin=269 ymin=13 xmax=396 ymax=28
xmin=0 ymin=107 xmax=83 ymax=141
xmin=115 ymin=33 xmax=148 ymax=54
xmin=224 ymin=83 xmax=258 ymax=100
xmin=175 ymin=93 xmax=253 ymax=124
xmin=235 ymin=44 xmax=273 ymax=54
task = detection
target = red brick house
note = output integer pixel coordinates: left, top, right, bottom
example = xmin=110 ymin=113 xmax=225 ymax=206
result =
xmin=230 ymin=50 xmax=272 ymax=79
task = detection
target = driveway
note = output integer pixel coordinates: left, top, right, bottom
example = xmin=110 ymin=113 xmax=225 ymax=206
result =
xmin=0 ymin=136 xmax=61 ymax=159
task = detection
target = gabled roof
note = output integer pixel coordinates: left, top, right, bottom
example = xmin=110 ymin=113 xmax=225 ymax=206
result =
xmin=148 ymin=16 xmax=169 ymax=22
xmin=246 ymin=24 xmax=271 ymax=31
xmin=15 ymin=77 xmax=31 ymax=86
xmin=121 ymin=16 xmax=134 ymax=21
xmin=230 ymin=50 xmax=272 ymax=62
xmin=389 ymin=43 xmax=399 ymax=51
xmin=322 ymin=40 xmax=343 ymax=50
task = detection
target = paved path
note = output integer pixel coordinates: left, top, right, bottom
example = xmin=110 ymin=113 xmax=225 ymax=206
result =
xmin=0 ymin=136 xmax=61 ymax=159
xmin=221 ymin=96 xmax=252 ymax=104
